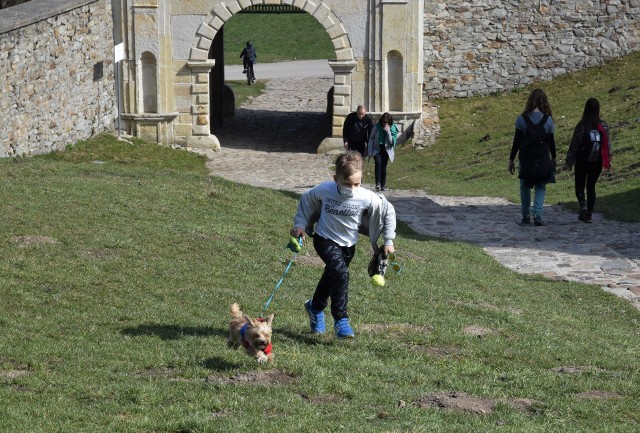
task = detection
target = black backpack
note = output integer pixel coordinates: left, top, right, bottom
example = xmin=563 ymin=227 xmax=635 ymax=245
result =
xmin=244 ymin=47 xmax=256 ymax=63
xmin=518 ymin=114 xmax=553 ymax=184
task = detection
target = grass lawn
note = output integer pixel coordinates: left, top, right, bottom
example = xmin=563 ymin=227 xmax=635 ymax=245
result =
xmin=1 ymin=135 xmax=639 ymax=432
xmin=223 ymin=12 xmax=335 ymax=64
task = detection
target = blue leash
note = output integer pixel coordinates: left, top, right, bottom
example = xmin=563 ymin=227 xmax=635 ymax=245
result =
xmin=261 ymin=237 xmax=303 ymax=317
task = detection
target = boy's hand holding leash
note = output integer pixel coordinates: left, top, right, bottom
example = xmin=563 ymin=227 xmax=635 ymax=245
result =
xmin=290 ymin=226 xmax=305 ymax=240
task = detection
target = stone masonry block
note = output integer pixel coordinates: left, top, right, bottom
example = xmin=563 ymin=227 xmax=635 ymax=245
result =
xmin=196 ymin=73 xmax=209 ymax=84
xmin=193 ymin=125 xmax=210 ymax=135
xmin=265 ymin=0 xmax=281 ymax=5
xmin=313 ymin=3 xmax=331 ymax=24
xmin=191 ymin=84 xmax=209 ymax=94
xmin=197 ymin=114 xmax=208 ymax=125
xmin=333 ymin=85 xmax=350 ymax=96
xmin=197 ymin=37 xmax=213 ymax=50
xmin=334 ymin=74 xmax=347 ymax=85
xmin=192 ymin=104 xmax=209 ymax=114
xmin=333 ymin=106 xmax=350 ymax=116
xmin=197 ymin=94 xmax=209 ymax=104
xmin=326 ymin=22 xmax=347 ymax=40
xmin=335 ymin=48 xmax=354 ymax=61
xmin=334 ymin=95 xmax=345 ymax=106
xmin=225 ymin=1 xmax=242 ymax=15
xmin=174 ymin=124 xmax=192 ymax=137
xmin=213 ymin=3 xmax=232 ymax=22
xmin=238 ymin=0 xmax=252 ymax=9
xmin=332 ymin=126 xmax=343 ymax=136
xmin=208 ymin=16 xmax=224 ymax=31
xmin=190 ymin=47 xmax=209 ymax=61
xmin=303 ymin=1 xmax=319 ymax=15
xmin=332 ymin=35 xmax=349 ymax=51
xmin=318 ymin=13 xmax=335 ymax=30
xmin=197 ymin=23 xmax=216 ymax=41
xmin=293 ymin=0 xmax=307 ymax=10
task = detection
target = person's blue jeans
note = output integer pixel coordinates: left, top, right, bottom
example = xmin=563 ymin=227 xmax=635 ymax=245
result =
xmin=520 ymin=179 xmax=546 ymax=219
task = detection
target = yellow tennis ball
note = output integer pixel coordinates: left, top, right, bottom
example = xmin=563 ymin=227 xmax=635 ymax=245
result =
xmin=290 ymin=237 xmax=302 ymax=252
xmin=371 ymin=274 xmax=385 ymax=287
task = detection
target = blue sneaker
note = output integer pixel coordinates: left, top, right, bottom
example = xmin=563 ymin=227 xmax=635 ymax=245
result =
xmin=334 ymin=318 xmax=354 ymax=338
xmin=305 ymin=300 xmax=325 ymax=334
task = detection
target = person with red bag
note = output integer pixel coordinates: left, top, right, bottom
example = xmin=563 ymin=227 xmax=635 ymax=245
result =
xmin=565 ymin=97 xmax=612 ymax=223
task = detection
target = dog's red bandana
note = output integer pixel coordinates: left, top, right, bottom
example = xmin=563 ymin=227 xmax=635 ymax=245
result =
xmin=240 ymin=322 xmax=272 ymax=355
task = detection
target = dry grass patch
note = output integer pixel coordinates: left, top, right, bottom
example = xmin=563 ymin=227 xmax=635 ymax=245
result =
xmin=206 ymin=369 xmax=296 ymax=385
xmin=414 ymin=391 xmax=539 ymax=415
xmin=11 ymin=235 xmax=57 ymax=247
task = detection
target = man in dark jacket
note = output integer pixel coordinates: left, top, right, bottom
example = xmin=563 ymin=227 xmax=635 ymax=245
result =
xmin=343 ymin=105 xmax=373 ymax=157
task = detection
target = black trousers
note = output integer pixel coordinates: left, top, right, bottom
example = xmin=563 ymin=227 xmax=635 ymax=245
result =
xmin=574 ymin=160 xmax=602 ymax=211
xmin=310 ymin=235 xmax=355 ymax=320
xmin=347 ymin=140 xmax=366 ymax=157
xmin=373 ymin=147 xmax=390 ymax=187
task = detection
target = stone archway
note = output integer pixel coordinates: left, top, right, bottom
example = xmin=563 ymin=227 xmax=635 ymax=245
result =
xmin=184 ymin=0 xmax=356 ymax=150
xmin=119 ymin=0 xmax=424 ymax=151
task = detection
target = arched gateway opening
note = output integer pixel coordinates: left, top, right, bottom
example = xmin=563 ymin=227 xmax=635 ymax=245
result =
xmin=186 ymin=0 xmax=355 ymax=151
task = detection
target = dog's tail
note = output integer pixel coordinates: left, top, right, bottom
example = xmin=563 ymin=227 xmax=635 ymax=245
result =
xmin=230 ymin=302 xmax=242 ymax=318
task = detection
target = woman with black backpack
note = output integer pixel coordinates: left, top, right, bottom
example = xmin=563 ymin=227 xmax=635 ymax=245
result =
xmin=565 ymin=98 xmax=612 ymax=223
xmin=508 ymin=88 xmax=557 ymax=226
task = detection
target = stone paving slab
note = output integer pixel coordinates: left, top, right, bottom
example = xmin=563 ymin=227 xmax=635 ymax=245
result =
xmin=191 ymin=77 xmax=640 ymax=309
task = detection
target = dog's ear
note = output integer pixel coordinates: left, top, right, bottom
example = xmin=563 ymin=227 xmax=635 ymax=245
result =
xmin=243 ymin=314 xmax=256 ymax=327
xmin=266 ymin=314 xmax=274 ymax=326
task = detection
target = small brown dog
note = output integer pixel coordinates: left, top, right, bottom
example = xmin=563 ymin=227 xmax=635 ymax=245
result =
xmin=227 ymin=303 xmax=274 ymax=364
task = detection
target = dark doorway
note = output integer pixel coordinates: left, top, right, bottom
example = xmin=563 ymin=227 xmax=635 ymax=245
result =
xmin=209 ymin=28 xmax=225 ymax=129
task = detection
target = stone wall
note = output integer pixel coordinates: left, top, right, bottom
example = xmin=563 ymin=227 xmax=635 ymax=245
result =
xmin=0 ymin=0 xmax=116 ymax=157
xmin=423 ymin=0 xmax=640 ymax=99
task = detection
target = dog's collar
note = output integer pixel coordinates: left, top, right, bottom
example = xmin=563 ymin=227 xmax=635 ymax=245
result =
xmin=240 ymin=322 xmax=272 ymax=355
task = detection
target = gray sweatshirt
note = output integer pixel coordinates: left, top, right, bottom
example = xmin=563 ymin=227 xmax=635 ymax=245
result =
xmin=292 ymin=181 xmax=396 ymax=252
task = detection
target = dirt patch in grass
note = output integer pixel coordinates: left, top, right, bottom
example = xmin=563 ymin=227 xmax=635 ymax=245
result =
xmin=0 ymin=369 xmax=31 ymax=379
xmin=11 ymin=235 xmax=57 ymax=247
xmin=361 ymin=323 xmax=433 ymax=335
xmin=206 ymin=369 xmax=296 ymax=385
xmin=211 ymin=409 xmax=231 ymax=418
xmin=576 ymin=390 xmax=622 ymax=399
xmin=550 ymin=366 xmax=605 ymax=374
xmin=414 ymin=391 xmax=539 ymax=415
xmin=463 ymin=325 xmax=495 ymax=337
xmin=295 ymin=253 xmax=324 ymax=267
xmin=409 ymin=345 xmax=462 ymax=358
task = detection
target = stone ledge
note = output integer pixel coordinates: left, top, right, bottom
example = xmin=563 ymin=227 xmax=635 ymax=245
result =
xmin=0 ymin=0 xmax=99 ymax=34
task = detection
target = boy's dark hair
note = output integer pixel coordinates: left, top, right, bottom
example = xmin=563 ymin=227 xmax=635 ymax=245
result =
xmin=335 ymin=151 xmax=363 ymax=178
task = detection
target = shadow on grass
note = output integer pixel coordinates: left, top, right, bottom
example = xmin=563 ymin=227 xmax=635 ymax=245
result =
xmin=276 ymin=327 xmax=335 ymax=347
xmin=121 ymin=323 xmax=227 ymax=340
xmin=201 ymin=356 xmax=243 ymax=371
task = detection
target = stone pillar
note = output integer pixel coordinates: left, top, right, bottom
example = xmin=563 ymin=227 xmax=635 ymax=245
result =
xmin=317 ymin=59 xmax=357 ymax=154
xmin=186 ymin=60 xmax=220 ymax=150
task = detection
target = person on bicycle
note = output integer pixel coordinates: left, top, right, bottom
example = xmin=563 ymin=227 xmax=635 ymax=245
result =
xmin=240 ymin=41 xmax=257 ymax=84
